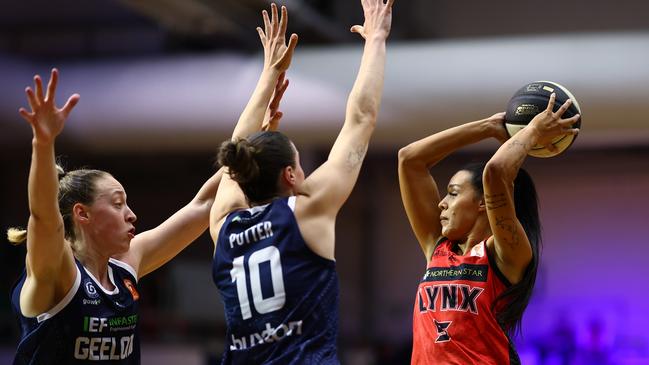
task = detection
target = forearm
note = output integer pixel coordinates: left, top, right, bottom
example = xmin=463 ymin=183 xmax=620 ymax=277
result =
xmin=399 ymin=119 xmax=495 ymax=168
xmin=231 ymin=69 xmax=282 ymax=140
xmin=28 ymin=140 xmax=62 ymax=225
xmin=345 ymin=37 xmax=387 ymax=126
xmin=192 ymin=168 xmax=224 ymax=209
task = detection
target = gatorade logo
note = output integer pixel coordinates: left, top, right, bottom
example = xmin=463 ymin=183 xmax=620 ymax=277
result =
xmin=123 ymin=279 xmax=139 ymax=301
xmin=83 ymin=279 xmax=99 ymax=299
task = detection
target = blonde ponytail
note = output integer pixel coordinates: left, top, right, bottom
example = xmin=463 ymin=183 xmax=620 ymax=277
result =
xmin=7 ymin=227 xmax=27 ymax=245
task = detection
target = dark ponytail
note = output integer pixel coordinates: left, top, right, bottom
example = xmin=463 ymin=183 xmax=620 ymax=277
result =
xmin=217 ymin=131 xmax=295 ymax=204
xmin=462 ymin=162 xmax=541 ymax=335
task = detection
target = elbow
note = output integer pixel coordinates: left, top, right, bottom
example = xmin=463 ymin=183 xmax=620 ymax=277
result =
xmin=398 ymin=145 xmax=415 ymax=166
xmin=483 ymin=160 xmax=515 ymax=185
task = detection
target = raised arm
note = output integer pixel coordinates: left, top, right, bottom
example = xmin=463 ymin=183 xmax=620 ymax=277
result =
xmin=122 ymin=5 xmax=297 ymax=275
xmin=210 ymin=4 xmax=297 ymax=240
xmin=483 ymin=94 xmax=579 ymax=283
xmin=18 ymin=69 xmax=80 ymax=316
xmin=398 ymin=114 xmax=507 ymax=259
xmin=231 ymin=4 xmax=297 ymax=141
xmin=299 ymin=0 xmax=394 ymax=217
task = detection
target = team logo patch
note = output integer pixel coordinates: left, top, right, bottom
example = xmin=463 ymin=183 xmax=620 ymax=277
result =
xmin=434 ymin=319 xmax=452 ymax=343
xmin=83 ymin=279 xmax=99 ymax=299
xmin=123 ymin=279 xmax=139 ymax=301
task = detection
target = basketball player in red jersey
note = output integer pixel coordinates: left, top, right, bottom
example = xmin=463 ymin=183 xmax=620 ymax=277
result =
xmin=398 ymin=94 xmax=580 ymax=364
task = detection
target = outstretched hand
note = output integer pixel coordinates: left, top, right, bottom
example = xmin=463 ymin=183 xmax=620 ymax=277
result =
xmin=257 ymin=3 xmax=298 ymax=72
xmin=529 ymin=93 xmax=580 ymax=151
xmin=350 ymin=0 xmax=395 ymax=40
xmin=262 ymin=72 xmax=289 ymax=132
xmin=19 ymin=68 xmax=80 ymax=144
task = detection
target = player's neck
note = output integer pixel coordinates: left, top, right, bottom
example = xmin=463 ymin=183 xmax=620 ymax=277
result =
xmin=74 ymin=245 xmax=113 ymax=290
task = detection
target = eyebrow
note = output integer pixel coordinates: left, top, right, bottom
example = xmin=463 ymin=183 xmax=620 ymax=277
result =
xmin=448 ymin=184 xmax=461 ymax=189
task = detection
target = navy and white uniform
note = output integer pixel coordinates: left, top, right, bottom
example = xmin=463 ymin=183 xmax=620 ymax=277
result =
xmin=11 ymin=258 xmax=140 ymax=365
xmin=213 ymin=196 xmax=340 ymax=364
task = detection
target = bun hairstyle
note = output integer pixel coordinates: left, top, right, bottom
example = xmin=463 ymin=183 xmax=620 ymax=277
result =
xmin=7 ymin=164 xmax=109 ymax=245
xmin=217 ymin=131 xmax=295 ymax=204
xmin=218 ymin=139 xmax=261 ymax=185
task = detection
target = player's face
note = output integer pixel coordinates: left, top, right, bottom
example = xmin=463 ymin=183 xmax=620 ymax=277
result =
xmin=80 ymin=175 xmax=137 ymax=255
xmin=438 ymin=170 xmax=483 ymax=241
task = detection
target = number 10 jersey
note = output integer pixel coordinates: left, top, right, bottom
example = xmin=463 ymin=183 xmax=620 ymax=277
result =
xmin=212 ymin=196 xmax=340 ymax=365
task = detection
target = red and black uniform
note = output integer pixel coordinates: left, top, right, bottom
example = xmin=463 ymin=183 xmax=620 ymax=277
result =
xmin=411 ymin=238 xmax=520 ymax=365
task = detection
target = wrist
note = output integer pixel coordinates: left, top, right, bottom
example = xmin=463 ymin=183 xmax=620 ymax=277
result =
xmin=32 ymin=138 xmax=55 ymax=148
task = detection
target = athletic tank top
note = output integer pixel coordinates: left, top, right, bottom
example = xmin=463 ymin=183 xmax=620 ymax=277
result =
xmin=11 ymin=258 xmax=140 ymax=365
xmin=213 ymin=196 xmax=340 ymax=364
xmin=411 ymin=238 xmax=520 ymax=365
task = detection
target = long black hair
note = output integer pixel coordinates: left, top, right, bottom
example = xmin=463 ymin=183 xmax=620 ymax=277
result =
xmin=217 ymin=131 xmax=295 ymax=204
xmin=461 ymin=162 xmax=541 ymax=335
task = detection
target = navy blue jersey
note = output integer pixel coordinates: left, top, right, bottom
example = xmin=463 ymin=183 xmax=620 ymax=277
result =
xmin=11 ymin=258 xmax=140 ymax=365
xmin=213 ymin=196 xmax=340 ymax=364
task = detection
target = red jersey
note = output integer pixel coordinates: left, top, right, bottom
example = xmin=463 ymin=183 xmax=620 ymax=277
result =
xmin=411 ymin=239 xmax=520 ymax=365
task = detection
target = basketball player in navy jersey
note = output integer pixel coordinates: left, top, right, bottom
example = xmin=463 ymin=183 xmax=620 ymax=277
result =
xmin=7 ymin=14 xmax=296 ymax=363
xmin=209 ymin=0 xmax=395 ymax=363
xmin=398 ymin=96 xmax=579 ymax=364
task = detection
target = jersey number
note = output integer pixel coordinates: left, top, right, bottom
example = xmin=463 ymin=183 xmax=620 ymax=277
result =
xmin=231 ymin=246 xmax=286 ymax=320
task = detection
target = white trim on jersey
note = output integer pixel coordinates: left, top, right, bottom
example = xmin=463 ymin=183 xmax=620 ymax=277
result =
xmin=83 ymin=265 xmax=119 ymax=295
xmin=36 ymin=265 xmax=82 ymax=323
xmin=109 ymin=257 xmax=138 ymax=282
xmin=288 ymin=196 xmax=296 ymax=211
xmin=246 ymin=203 xmax=270 ymax=215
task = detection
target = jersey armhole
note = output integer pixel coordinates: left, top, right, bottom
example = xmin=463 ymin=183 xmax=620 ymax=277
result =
xmin=35 ymin=265 xmax=82 ymax=323
xmin=485 ymin=240 xmax=513 ymax=287
xmin=428 ymin=236 xmax=448 ymax=262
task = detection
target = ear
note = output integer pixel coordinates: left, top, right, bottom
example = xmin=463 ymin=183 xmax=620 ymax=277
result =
xmin=72 ymin=203 xmax=91 ymax=225
xmin=477 ymin=196 xmax=487 ymax=212
xmin=282 ymin=165 xmax=297 ymax=187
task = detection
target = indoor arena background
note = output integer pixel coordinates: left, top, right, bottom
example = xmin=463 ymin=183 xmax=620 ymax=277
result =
xmin=1 ymin=0 xmax=648 ymax=364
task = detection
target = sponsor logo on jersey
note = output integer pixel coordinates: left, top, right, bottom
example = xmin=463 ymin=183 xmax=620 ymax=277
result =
xmin=230 ymin=320 xmax=303 ymax=351
xmin=421 ymin=264 xmax=488 ymax=283
xmin=83 ymin=279 xmax=99 ymax=299
xmin=123 ymin=279 xmax=139 ymax=301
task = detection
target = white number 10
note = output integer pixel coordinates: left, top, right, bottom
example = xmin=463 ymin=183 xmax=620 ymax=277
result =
xmin=231 ymin=246 xmax=286 ymax=320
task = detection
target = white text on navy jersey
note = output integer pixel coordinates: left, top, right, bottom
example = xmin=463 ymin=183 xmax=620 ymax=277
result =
xmin=229 ymin=221 xmax=273 ymax=248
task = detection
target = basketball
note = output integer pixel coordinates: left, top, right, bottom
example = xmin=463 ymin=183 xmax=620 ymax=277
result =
xmin=504 ymin=81 xmax=582 ymax=158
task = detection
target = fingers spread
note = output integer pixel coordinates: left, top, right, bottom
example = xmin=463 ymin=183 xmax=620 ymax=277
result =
xmin=18 ymin=108 xmax=34 ymax=123
xmin=34 ymin=75 xmax=45 ymax=102
xmin=546 ymin=93 xmax=556 ymax=112
xmin=279 ymin=5 xmax=288 ymax=39
xmin=271 ymin=3 xmax=279 ymax=38
xmin=61 ymin=94 xmax=81 ymax=117
xmin=554 ymin=98 xmax=572 ymax=118
xmin=46 ymin=68 xmax=59 ymax=103
xmin=25 ymin=87 xmax=39 ymax=110
xmin=262 ymin=10 xmax=271 ymax=39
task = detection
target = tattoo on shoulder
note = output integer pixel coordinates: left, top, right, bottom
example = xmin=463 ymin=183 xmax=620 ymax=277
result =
xmin=485 ymin=193 xmax=508 ymax=210
xmin=495 ymin=215 xmax=521 ymax=249
xmin=346 ymin=144 xmax=367 ymax=172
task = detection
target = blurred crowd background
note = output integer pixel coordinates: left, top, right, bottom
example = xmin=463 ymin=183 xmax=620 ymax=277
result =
xmin=1 ymin=0 xmax=648 ymax=364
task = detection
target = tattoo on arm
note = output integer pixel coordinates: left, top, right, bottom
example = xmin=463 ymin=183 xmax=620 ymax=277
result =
xmin=506 ymin=139 xmax=528 ymax=167
xmin=485 ymin=193 xmax=508 ymax=210
xmin=345 ymin=144 xmax=368 ymax=172
xmin=495 ymin=216 xmax=521 ymax=248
